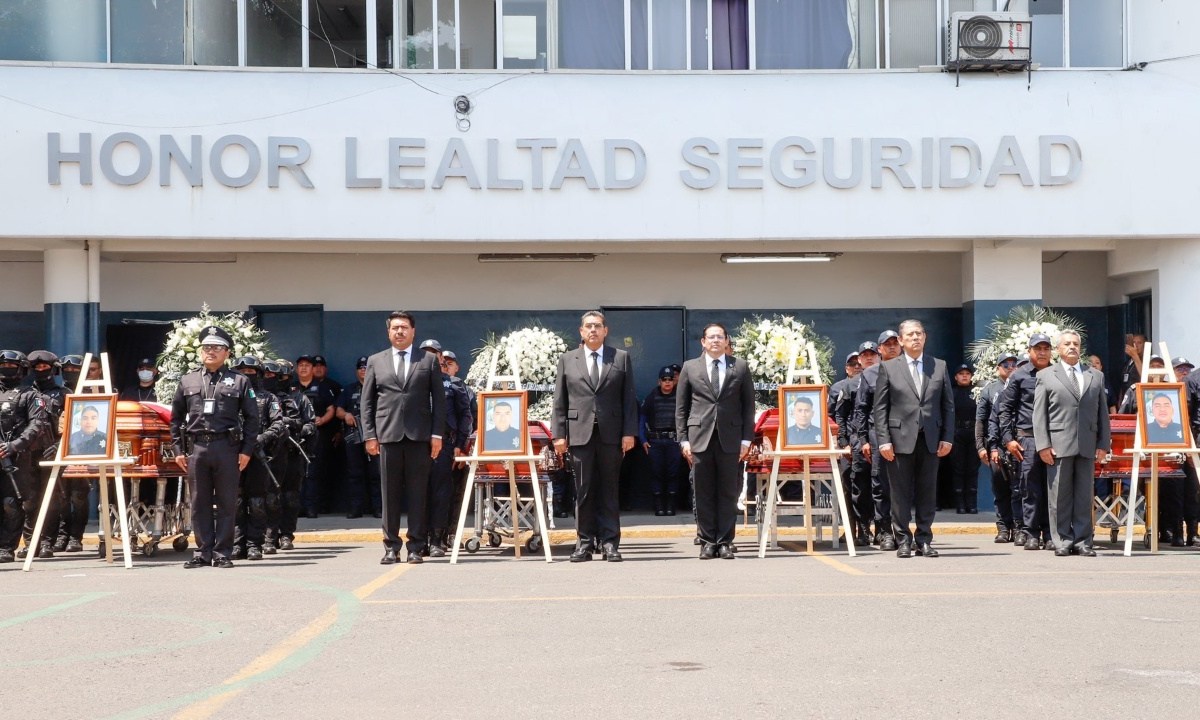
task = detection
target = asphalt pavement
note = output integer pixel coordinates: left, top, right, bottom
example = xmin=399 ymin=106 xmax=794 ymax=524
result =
xmin=4 ymin=513 xmax=1200 ymax=719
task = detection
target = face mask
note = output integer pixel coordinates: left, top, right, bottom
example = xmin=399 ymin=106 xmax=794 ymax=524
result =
xmin=262 ymin=375 xmax=279 ymax=393
xmin=0 ymin=366 xmax=22 ymax=381
xmin=137 ymin=370 xmax=155 ymax=383
xmin=62 ymin=369 xmax=81 ymax=388
xmin=34 ymin=368 xmax=55 ymax=383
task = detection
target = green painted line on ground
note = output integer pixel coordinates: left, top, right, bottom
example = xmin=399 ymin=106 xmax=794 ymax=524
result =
xmin=0 ymin=591 xmax=114 ymax=630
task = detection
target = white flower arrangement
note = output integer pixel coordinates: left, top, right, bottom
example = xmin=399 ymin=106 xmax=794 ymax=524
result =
xmin=731 ymin=315 xmax=834 ymax=405
xmin=466 ymin=326 xmax=569 ymax=421
xmin=154 ymin=303 xmax=274 ymax=403
xmin=967 ymin=305 xmax=1086 ymax=398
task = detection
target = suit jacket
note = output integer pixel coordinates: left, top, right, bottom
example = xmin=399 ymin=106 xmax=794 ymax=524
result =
xmin=1032 ymin=362 xmax=1111 ymax=458
xmin=360 ymin=346 xmax=446 ymax=444
xmin=872 ymin=354 xmax=954 ymax=455
xmin=552 ymin=345 xmax=638 ymax=446
xmin=675 ymin=353 xmax=756 ymax=454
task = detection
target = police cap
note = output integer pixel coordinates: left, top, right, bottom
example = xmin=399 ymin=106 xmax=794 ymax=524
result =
xmin=311 ymin=354 xmax=327 ymax=366
xmin=136 ymin=357 xmax=155 ymax=369
xmin=419 ymin=339 xmax=443 ymax=352
xmin=355 ymin=355 xmax=369 ymax=369
xmin=658 ymin=365 xmax=675 ymax=380
xmin=877 ymin=330 xmax=899 ymax=345
xmin=1172 ymin=356 xmax=1194 ymax=370
xmin=857 ymin=341 xmax=879 ymax=355
xmin=844 ymin=351 xmax=860 ymax=364
xmin=441 ymin=351 xmax=458 ymax=362
xmin=295 ymin=355 xmax=315 ymax=366
xmin=199 ymin=326 xmax=233 ymax=348
xmin=997 ymin=351 xmax=1019 ymax=364
xmin=1027 ymin=333 xmax=1052 ymax=348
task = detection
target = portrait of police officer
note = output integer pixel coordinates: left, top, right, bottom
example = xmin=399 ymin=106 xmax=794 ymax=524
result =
xmin=67 ymin=405 xmax=108 ymax=456
xmin=0 ymin=350 xmax=50 ymax=563
xmin=170 ymin=327 xmax=261 ymax=568
xmin=784 ymin=394 xmax=822 ymax=446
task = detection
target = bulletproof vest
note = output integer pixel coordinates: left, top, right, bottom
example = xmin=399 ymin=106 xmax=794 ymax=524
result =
xmin=649 ymin=391 xmax=676 ymax=430
xmin=37 ymin=384 xmax=66 ymax=431
xmin=0 ymin=386 xmax=27 ymax=437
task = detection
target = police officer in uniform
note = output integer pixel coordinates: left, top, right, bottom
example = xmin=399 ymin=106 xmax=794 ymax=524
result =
xmin=119 ymin=358 xmax=159 ymax=402
xmin=850 ymin=330 xmax=902 ymax=548
xmin=295 ymin=355 xmax=337 ymax=517
xmin=0 ymin=350 xmax=50 ymax=563
xmin=274 ymin=360 xmax=316 ymax=550
xmin=336 ymin=356 xmax=382 ymax=519
xmin=259 ymin=360 xmax=294 ymax=553
xmin=24 ymin=350 xmax=65 ymax=558
xmin=640 ymin=366 xmax=682 ymax=517
xmin=977 ymin=352 xmax=1020 ymax=542
xmin=997 ymin=333 xmax=1054 ymax=550
xmin=170 ymin=327 xmax=260 ymax=568
xmin=834 ymin=341 xmax=879 ymax=546
xmin=230 ymin=356 xmax=286 ymax=561
xmin=948 ymin=364 xmax=979 ymax=513
xmin=421 ymin=340 xmax=472 ymax=557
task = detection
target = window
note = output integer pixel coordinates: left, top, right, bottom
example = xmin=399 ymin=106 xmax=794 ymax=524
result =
xmin=754 ymin=0 xmax=854 ymax=70
xmin=308 ymin=0 xmax=368 ymax=68
xmin=0 ymin=0 xmax=106 ymax=63
xmin=247 ymin=0 xmax=303 ymax=67
xmin=558 ymin=0 xmax=624 ymax=69
xmin=111 ymin=0 xmax=188 ymax=65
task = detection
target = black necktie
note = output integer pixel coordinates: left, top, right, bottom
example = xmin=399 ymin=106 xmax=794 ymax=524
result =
xmin=396 ymin=350 xmax=407 ymax=379
xmin=710 ymin=358 xmax=721 ymax=393
xmin=590 ymin=351 xmax=600 ymax=387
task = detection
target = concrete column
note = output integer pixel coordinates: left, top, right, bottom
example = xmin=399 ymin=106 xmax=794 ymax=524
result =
xmin=961 ymin=241 xmax=1044 ymax=346
xmin=44 ymin=246 xmax=97 ymax=355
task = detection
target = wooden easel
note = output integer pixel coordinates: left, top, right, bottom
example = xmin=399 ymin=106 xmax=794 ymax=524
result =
xmin=756 ymin=342 xmax=855 ymax=558
xmin=1122 ymin=341 xmax=1200 ymax=556
xmin=23 ymin=352 xmax=134 ymax=571
xmin=449 ymin=346 xmax=552 ymax=563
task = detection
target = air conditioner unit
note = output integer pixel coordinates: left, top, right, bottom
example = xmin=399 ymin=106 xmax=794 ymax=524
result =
xmin=948 ymin=11 xmax=1031 ymax=67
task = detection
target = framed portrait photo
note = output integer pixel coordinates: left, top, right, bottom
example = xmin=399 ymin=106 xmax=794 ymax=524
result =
xmin=477 ymin=390 xmax=529 ymax=456
xmin=1137 ymin=383 xmax=1194 ymax=450
xmin=777 ymin=384 xmax=829 ymax=450
xmin=62 ymin=394 xmax=118 ymax=461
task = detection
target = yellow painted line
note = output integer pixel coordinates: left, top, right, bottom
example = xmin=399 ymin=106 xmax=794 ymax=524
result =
xmin=808 ymin=552 xmax=866 ymax=576
xmin=362 ymin=587 xmax=1200 ymax=606
xmin=171 ymin=566 xmax=412 ymax=720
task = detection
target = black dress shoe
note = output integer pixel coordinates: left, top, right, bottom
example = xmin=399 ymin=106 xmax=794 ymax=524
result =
xmin=1024 ymin=536 xmax=1041 ymax=550
xmin=699 ymin=544 xmax=717 ymax=560
xmin=915 ymin=542 xmax=939 ymax=558
xmin=428 ymin=545 xmax=446 ymax=558
xmin=554 ymin=510 xmax=569 ymax=519
xmin=694 ymin=535 xmax=703 ymax=546
xmin=718 ymin=544 xmax=735 ymax=560
xmin=569 ymin=547 xmax=592 ymax=563
xmin=183 ymin=556 xmax=209 ymax=569
xmin=1054 ymin=546 xmax=1071 ymax=556
xmin=994 ymin=529 xmax=1012 ymax=543
xmin=346 ymin=512 xmax=363 ymax=519
xmin=603 ymin=545 xmax=623 ymax=562
xmin=880 ymin=535 xmax=897 ymax=552
xmin=213 ymin=557 xmax=235 ymax=569
xmin=380 ymin=549 xmax=397 ymax=565
xmin=1079 ymin=547 xmax=1097 ymax=557
xmin=407 ymin=552 xmax=423 ymax=564
xmin=896 ymin=542 xmax=912 ymax=559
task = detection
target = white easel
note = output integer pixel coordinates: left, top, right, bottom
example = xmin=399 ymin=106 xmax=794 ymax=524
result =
xmin=449 ymin=347 xmax=552 ymax=563
xmin=756 ymin=342 xmax=855 ymax=558
xmin=24 ymin=352 xmax=134 ymax=571
xmin=1121 ymin=341 xmax=1200 ymax=556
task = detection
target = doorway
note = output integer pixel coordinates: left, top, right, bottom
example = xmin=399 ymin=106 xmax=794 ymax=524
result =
xmin=251 ymin=305 xmax=324 ymax=362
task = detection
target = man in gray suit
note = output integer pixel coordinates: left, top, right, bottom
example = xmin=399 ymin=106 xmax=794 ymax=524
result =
xmin=1033 ymin=330 xmax=1111 ymax=556
xmin=873 ymin=319 xmax=954 ymax=558
xmin=552 ymin=310 xmax=638 ymax=563
xmin=361 ymin=311 xmax=446 ymax=565
xmin=675 ymin=322 xmax=756 ymax=559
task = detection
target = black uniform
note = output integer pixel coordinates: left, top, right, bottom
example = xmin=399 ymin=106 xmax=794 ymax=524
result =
xmin=977 ymin=378 xmax=1019 ymax=534
xmin=997 ymin=366 xmax=1049 ymax=546
xmin=119 ymin=385 xmax=158 ymax=402
xmin=278 ymin=386 xmax=316 ymax=542
xmin=834 ymin=374 xmax=874 ymax=541
xmin=233 ymin=382 xmax=286 ymax=556
xmin=170 ymin=367 xmax=260 ymax=564
xmin=337 ymin=380 xmax=382 ymax=518
xmin=0 ymin=381 xmax=50 ymax=558
xmin=639 ymin=386 xmax=681 ymax=511
xmin=426 ymin=375 xmax=473 ymax=549
xmin=1184 ymin=373 xmax=1200 ymax=545
xmin=949 ymin=383 xmax=979 ymax=513
xmin=850 ymin=364 xmax=892 ymax=543
xmin=297 ymin=378 xmax=338 ymax=515
xmin=28 ymin=376 xmax=66 ymax=553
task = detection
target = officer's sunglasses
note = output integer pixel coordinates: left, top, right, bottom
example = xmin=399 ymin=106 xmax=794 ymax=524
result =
xmin=999 ymin=361 xmax=1016 ymax=368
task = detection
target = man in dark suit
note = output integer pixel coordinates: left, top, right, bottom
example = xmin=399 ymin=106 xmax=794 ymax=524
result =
xmin=361 ymin=311 xmax=446 ymax=565
xmin=675 ymin=322 xmax=755 ymax=559
xmin=1033 ymin=330 xmax=1111 ymax=556
xmin=872 ymin=319 xmax=954 ymax=558
xmin=552 ymin=310 xmax=638 ymax=563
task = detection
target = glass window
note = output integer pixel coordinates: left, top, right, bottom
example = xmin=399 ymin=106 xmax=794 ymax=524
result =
xmin=501 ymin=0 xmax=545 ymax=68
xmin=755 ymin=0 xmax=853 ymax=70
xmin=460 ymin=0 xmax=497 ymax=68
xmin=308 ymin=0 xmax=367 ymax=67
xmin=558 ymin=0 xmax=624 ymax=69
xmin=437 ymin=0 xmax=456 ymax=69
xmin=1030 ymin=0 xmax=1063 ymax=67
xmin=888 ymin=0 xmax=936 ymax=68
xmin=855 ymin=0 xmax=878 ymax=69
xmin=1069 ymin=0 xmax=1121 ymax=68
xmin=376 ymin=0 xmax=395 ymax=67
xmin=402 ymin=0 xmax=434 ymax=68
xmin=712 ymin=0 xmax=749 ymax=69
xmin=111 ymin=0 xmax=187 ymax=64
xmin=690 ymin=0 xmax=709 ymax=69
xmin=247 ymin=0 xmax=303 ymax=67
xmin=631 ymin=0 xmax=687 ymax=70
xmin=0 ymin=0 xmax=106 ymax=62
xmin=191 ymin=0 xmax=239 ymax=66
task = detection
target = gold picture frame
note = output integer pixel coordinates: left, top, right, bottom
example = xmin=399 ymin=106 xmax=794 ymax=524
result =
xmin=476 ymin=390 xmax=529 ymax=456
xmin=1137 ymin=383 xmax=1193 ymax=450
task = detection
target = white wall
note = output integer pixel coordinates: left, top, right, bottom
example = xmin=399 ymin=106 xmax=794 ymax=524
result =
xmin=0 ymin=258 xmax=45 ymax=311
xmin=96 ymin=250 xmax=965 ymax=311
xmin=1130 ymin=0 xmax=1200 ymax=63
xmin=1041 ymin=250 xmax=1109 ymax=306
xmin=0 ymin=57 xmax=1197 ymax=244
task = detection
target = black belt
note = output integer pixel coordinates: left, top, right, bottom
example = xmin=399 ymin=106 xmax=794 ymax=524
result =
xmin=190 ymin=430 xmax=233 ymax=444
xmin=1016 ymin=429 xmax=1034 ymax=439
xmin=647 ymin=431 xmax=677 ymax=441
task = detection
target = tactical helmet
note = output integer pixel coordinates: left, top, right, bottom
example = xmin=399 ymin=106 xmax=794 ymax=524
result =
xmin=262 ymin=360 xmax=284 ymax=375
xmin=231 ymin=355 xmax=263 ymax=371
xmin=60 ymin=354 xmax=85 ymax=369
xmin=0 ymin=349 xmax=29 ymax=368
xmin=27 ymin=350 xmax=59 ymax=367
